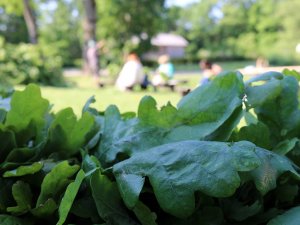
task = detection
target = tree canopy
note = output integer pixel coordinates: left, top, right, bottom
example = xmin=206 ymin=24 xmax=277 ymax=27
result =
xmin=169 ymin=0 xmax=300 ymax=64
xmin=1 ymin=0 xmax=300 ymax=66
xmin=97 ymin=0 xmax=166 ymax=65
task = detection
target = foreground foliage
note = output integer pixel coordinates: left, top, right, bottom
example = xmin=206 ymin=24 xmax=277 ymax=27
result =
xmin=0 ymin=70 xmax=300 ymax=224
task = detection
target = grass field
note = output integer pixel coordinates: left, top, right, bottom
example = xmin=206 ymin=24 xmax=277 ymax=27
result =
xmin=16 ymin=61 xmax=254 ymax=116
xmin=27 ymin=74 xmax=198 ymax=116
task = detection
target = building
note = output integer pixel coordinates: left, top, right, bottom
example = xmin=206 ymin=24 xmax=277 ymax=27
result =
xmin=143 ymin=33 xmax=188 ymax=61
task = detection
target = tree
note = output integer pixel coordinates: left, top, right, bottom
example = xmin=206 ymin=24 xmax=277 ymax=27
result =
xmin=270 ymin=0 xmax=300 ymax=64
xmin=164 ymin=5 xmax=182 ymax=33
xmin=83 ymin=0 xmax=96 ymax=43
xmin=0 ymin=0 xmax=38 ymax=44
xmin=96 ymin=0 xmax=166 ymax=65
xmin=217 ymin=0 xmax=255 ymax=59
xmin=171 ymin=0 xmax=284 ymax=62
xmin=174 ymin=0 xmax=220 ymax=60
xmin=39 ymin=0 xmax=82 ymax=66
xmin=82 ymin=0 xmax=98 ymax=74
xmin=0 ymin=9 xmax=29 ymax=43
xmin=23 ymin=0 xmax=38 ymax=43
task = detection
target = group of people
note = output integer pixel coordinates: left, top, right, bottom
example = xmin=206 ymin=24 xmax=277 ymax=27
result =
xmin=84 ymin=39 xmax=222 ymax=91
xmin=115 ymin=53 xmax=175 ymax=91
xmin=115 ymin=53 xmax=222 ymax=91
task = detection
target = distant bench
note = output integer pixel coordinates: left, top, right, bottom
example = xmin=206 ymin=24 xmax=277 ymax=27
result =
xmin=153 ymin=79 xmax=189 ymax=92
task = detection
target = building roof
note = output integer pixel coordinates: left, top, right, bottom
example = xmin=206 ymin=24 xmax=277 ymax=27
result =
xmin=151 ymin=33 xmax=188 ymax=47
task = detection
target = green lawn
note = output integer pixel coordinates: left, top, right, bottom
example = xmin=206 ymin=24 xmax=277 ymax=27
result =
xmin=40 ymin=85 xmax=181 ymax=116
xmin=24 ymin=74 xmax=198 ymax=116
xmin=15 ymin=60 xmax=253 ymax=116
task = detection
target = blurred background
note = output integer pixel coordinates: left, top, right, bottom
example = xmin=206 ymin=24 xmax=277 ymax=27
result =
xmin=0 ymin=0 xmax=299 ymax=113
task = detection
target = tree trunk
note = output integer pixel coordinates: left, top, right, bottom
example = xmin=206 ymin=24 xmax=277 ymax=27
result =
xmin=23 ymin=0 xmax=38 ymax=44
xmin=83 ymin=0 xmax=98 ymax=76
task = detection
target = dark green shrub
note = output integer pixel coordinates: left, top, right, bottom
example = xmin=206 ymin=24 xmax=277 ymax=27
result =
xmin=0 ymin=37 xmax=65 ymax=86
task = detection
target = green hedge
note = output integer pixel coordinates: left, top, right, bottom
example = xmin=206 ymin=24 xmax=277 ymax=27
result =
xmin=0 ymin=70 xmax=300 ymax=224
xmin=0 ymin=37 xmax=65 ymax=86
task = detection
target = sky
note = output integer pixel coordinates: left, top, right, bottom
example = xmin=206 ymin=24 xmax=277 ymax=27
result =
xmin=165 ymin=0 xmax=199 ymax=7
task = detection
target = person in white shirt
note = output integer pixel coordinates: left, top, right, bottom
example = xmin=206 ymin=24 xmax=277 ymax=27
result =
xmin=115 ymin=53 xmax=144 ymax=91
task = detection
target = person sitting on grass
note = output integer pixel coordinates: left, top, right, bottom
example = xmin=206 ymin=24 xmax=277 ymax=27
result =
xmin=152 ymin=54 xmax=175 ymax=91
xmin=115 ymin=53 xmax=145 ymax=91
xmin=199 ymin=59 xmax=222 ymax=85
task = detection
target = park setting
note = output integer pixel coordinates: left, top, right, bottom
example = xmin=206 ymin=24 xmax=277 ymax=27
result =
xmin=1 ymin=0 xmax=300 ymax=224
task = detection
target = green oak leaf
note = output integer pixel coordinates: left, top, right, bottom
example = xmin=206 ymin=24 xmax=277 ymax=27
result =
xmin=43 ymin=108 xmax=96 ymax=157
xmin=245 ymin=71 xmax=283 ymax=84
xmin=282 ymin=69 xmax=300 ymax=81
xmin=247 ymin=75 xmax=300 ymax=143
xmin=267 ymin=206 xmax=300 ymax=225
xmin=0 ymin=128 xmax=16 ymax=162
xmin=3 ymin=162 xmax=43 ymax=177
xmin=114 ymin=140 xmax=261 ymax=218
xmin=231 ymin=122 xmax=271 ymax=149
xmin=96 ymin=105 xmax=166 ymax=166
xmin=273 ymin=138 xmax=299 ymax=155
xmin=114 ymin=140 xmax=300 ymax=218
xmin=0 ymin=109 xmax=7 ymax=123
xmin=31 ymin=198 xmax=57 ymax=218
xmin=97 ymin=72 xmax=244 ymax=166
xmin=5 ymin=84 xmax=49 ymax=144
xmin=36 ymin=161 xmax=79 ymax=206
xmin=247 ymin=149 xmax=300 ymax=195
xmin=91 ymin=170 xmax=139 ymax=225
xmin=57 ymin=169 xmax=85 ymax=225
xmin=7 ymin=181 xmax=32 ymax=215
xmin=138 ymin=97 xmax=180 ymax=128
xmin=70 ymin=195 xmax=100 ymax=222
xmin=245 ymin=79 xmax=282 ymax=108
xmin=133 ymin=201 xmax=157 ymax=225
